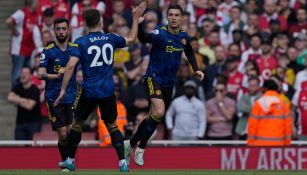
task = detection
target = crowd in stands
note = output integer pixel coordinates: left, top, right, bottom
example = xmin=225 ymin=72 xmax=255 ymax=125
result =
xmin=5 ymin=0 xmax=307 ymax=145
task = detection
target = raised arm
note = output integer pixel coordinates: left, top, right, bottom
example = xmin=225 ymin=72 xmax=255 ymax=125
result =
xmin=124 ymin=2 xmax=147 ymax=46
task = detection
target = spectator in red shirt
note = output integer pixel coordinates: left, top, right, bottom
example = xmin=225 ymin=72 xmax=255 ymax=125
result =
xmin=289 ymin=8 xmax=307 ymax=37
xmin=258 ymin=0 xmax=288 ymax=32
xmin=225 ymin=56 xmax=244 ymax=99
xmin=6 ymin=0 xmax=42 ymax=87
xmin=257 ymin=39 xmax=278 ymax=80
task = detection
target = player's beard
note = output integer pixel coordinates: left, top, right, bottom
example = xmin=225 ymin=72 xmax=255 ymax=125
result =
xmin=56 ymin=35 xmax=68 ymax=43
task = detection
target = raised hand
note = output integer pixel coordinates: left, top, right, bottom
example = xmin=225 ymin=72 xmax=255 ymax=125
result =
xmin=132 ymin=1 xmax=147 ymax=19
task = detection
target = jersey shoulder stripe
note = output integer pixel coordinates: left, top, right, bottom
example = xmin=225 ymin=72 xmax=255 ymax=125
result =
xmin=45 ymin=43 xmax=55 ymax=50
xmin=68 ymin=42 xmax=78 ymax=47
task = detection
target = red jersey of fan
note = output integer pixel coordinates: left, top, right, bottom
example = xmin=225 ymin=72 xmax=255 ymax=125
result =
xmin=256 ymin=55 xmax=278 ymax=80
xmin=226 ymin=71 xmax=244 ymax=98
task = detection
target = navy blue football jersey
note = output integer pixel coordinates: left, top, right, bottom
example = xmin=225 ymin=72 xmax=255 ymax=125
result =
xmin=71 ymin=32 xmax=126 ymax=98
xmin=145 ymin=26 xmax=191 ymax=87
xmin=39 ymin=43 xmax=77 ymax=103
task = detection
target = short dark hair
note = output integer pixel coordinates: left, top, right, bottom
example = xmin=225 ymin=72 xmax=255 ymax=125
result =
xmin=167 ymin=4 xmax=183 ymax=15
xmin=250 ymin=33 xmax=261 ymax=40
xmin=43 ymin=7 xmax=54 ymax=17
xmin=263 ymin=79 xmax=279 ymax=91
xmin=53 ymin=18 xmax=69 ymax=28
xmin=84 ymin=9 xmax=101 ymax=28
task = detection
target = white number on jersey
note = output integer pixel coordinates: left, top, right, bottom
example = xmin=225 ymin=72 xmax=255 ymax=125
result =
xmin=88 ymin=43 xmax=114 ymax=67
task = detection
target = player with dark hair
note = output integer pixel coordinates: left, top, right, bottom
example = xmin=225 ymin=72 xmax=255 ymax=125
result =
xmin=38 ymin=18 xmax=77 ymax=172
xmin=124 ymin=4 xmax=204 ymax=166
xmin=54 ymin=2 xmax=146 ymax=172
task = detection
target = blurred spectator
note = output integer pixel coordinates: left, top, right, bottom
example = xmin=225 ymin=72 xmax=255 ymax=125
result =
xmin=247 ymin=79 xmax=292 ymax=146
xmin=244 ymin=13 xmax=259 ymax=41
xmin=293 ymin=32 xmax=307 ymax=56
xmin=274 ymin=54 xmax=295 ymax=86
xmin=258 ymin=0 xmax=287 ymax=32
xmin=294 ymin=55 xmax=307 ymax=91
xmin=198 ymin=29 xmax=220 ymax=64
xmin=41 ymin=30 xmax=54 ymax=47
xmin=217 ymin=0 xmax=239 ymax=26
xmin=40 ymin=8 xmax=55 ymax=39
xmin=166 ymin=80 xmax=206 ymax=140
xmin=38 ymin=0 xmax=70 ymax=26
xmin=206 ymin=81 xmax=236 ymax=140
xmin=287 ymin=46 xmax=305 ymax=74
xmin=221 ymin=6 xmax=246 ymax=46
xmin=123 ymin=44 xmax=146 ymax=86
xmin=7 ymin=67 xmax=41 ymax=140
xmin=270 ymin=75 xmax=293 ymax=105
xmin=256 ymin=38 xmax=277 ymax=80
xmin=6 ymin=0 xmax=42 ymax=87
xmin=245 ymin=0 xmax=259 ymax=14
xmin=288 ymin=7 xmax=307 ymax=36
xmin=273 ymin=33 xmax=289 ymax=57
xmin=177 ymin=0 xmax=196 ymax=23
xmin=32 ymin=54 xmax=48 ymax=121
xmin=76 ymin=69 xmax=83 ymax=90
xmin=291 ymin=81 xmax=307 ymax=140
xmin=238 ymin=33 xmax=262 ymax=73
xmin=235 ymin=76 xmax=262 ymax=140
xmin=225 ymin=56 xmax=244 ymax=99
xmin=227 ymin=43 xmax=241 ymax=58
xmin=204 ymin=45 xmax=227 ymax=97
xmin=173 ymin=62 xmax=205 ymax=101
xmin=277 ymin=0 xmax=297 ymax=24
xmin=70 ymin=0 xmax=105 ymax=41
xmin=126 ymin=59 xmax=150 ymax=122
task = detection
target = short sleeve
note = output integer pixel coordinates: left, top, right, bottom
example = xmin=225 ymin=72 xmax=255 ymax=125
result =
xmin=11 ymin=10 xmax=24 ymax=25
xmin=39 ymin=49 xmax=49 ymax=68
xmin=70 ymin=40 xmax=82 ymax=59
xmin=109 ymin=33 xmax=126 ymax=48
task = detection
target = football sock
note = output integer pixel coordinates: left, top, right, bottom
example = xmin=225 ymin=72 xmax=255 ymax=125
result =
xmin=67 ymin=129 xmax=82 ymax=159
xmin=58 ymin=136 xmax=68 ymax=161
xmin=138 ymin=114 xmax=161 ymax=149
xmin=129 ymin=116 xmax=148 ymax=147
xmin=106 ymin=123 xmax=125 ymax=160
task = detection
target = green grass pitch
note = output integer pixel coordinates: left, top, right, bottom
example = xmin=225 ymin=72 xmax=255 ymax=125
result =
xmin=0 ymin=170 xmax=307 ymax=175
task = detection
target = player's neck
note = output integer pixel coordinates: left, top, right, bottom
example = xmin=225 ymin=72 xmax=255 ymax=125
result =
xmin=88 ymin=26 xmax=102 ymax=33
xmin=55 ymin=40 xmax=68 ymax=51
xmin=167 ymin=26 xmax=180 ymax=35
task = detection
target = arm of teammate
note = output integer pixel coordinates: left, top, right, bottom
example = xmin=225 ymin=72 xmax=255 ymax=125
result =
xmin=124 ymin=2 xmax=147 ymax=46
xmin=54 ymin=56 xmax=79 ymax=106
xmin=38 ymin=67 xmax=65 ymax=80
xmin=184 ymin=42 xmax=204 ymax=81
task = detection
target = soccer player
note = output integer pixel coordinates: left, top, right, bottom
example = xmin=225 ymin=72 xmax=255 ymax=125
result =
xmin=54 ymin=2 xmax=146 ymax=172
xmin=124 ymin=4 xmax=205 ymax=166
xmin=38 ymin=18 xmax=77 ymax=171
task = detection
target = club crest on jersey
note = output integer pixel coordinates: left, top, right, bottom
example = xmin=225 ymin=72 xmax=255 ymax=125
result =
xmin=40 ymin=53 xmax=45 ymax=60
xmin=182 ymin=38 xmax=186 ymax=45
xmin=156 ymin=90 xmax=161 ymax=95
xmin=152 ymin=29 xmax=159 ymax=35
